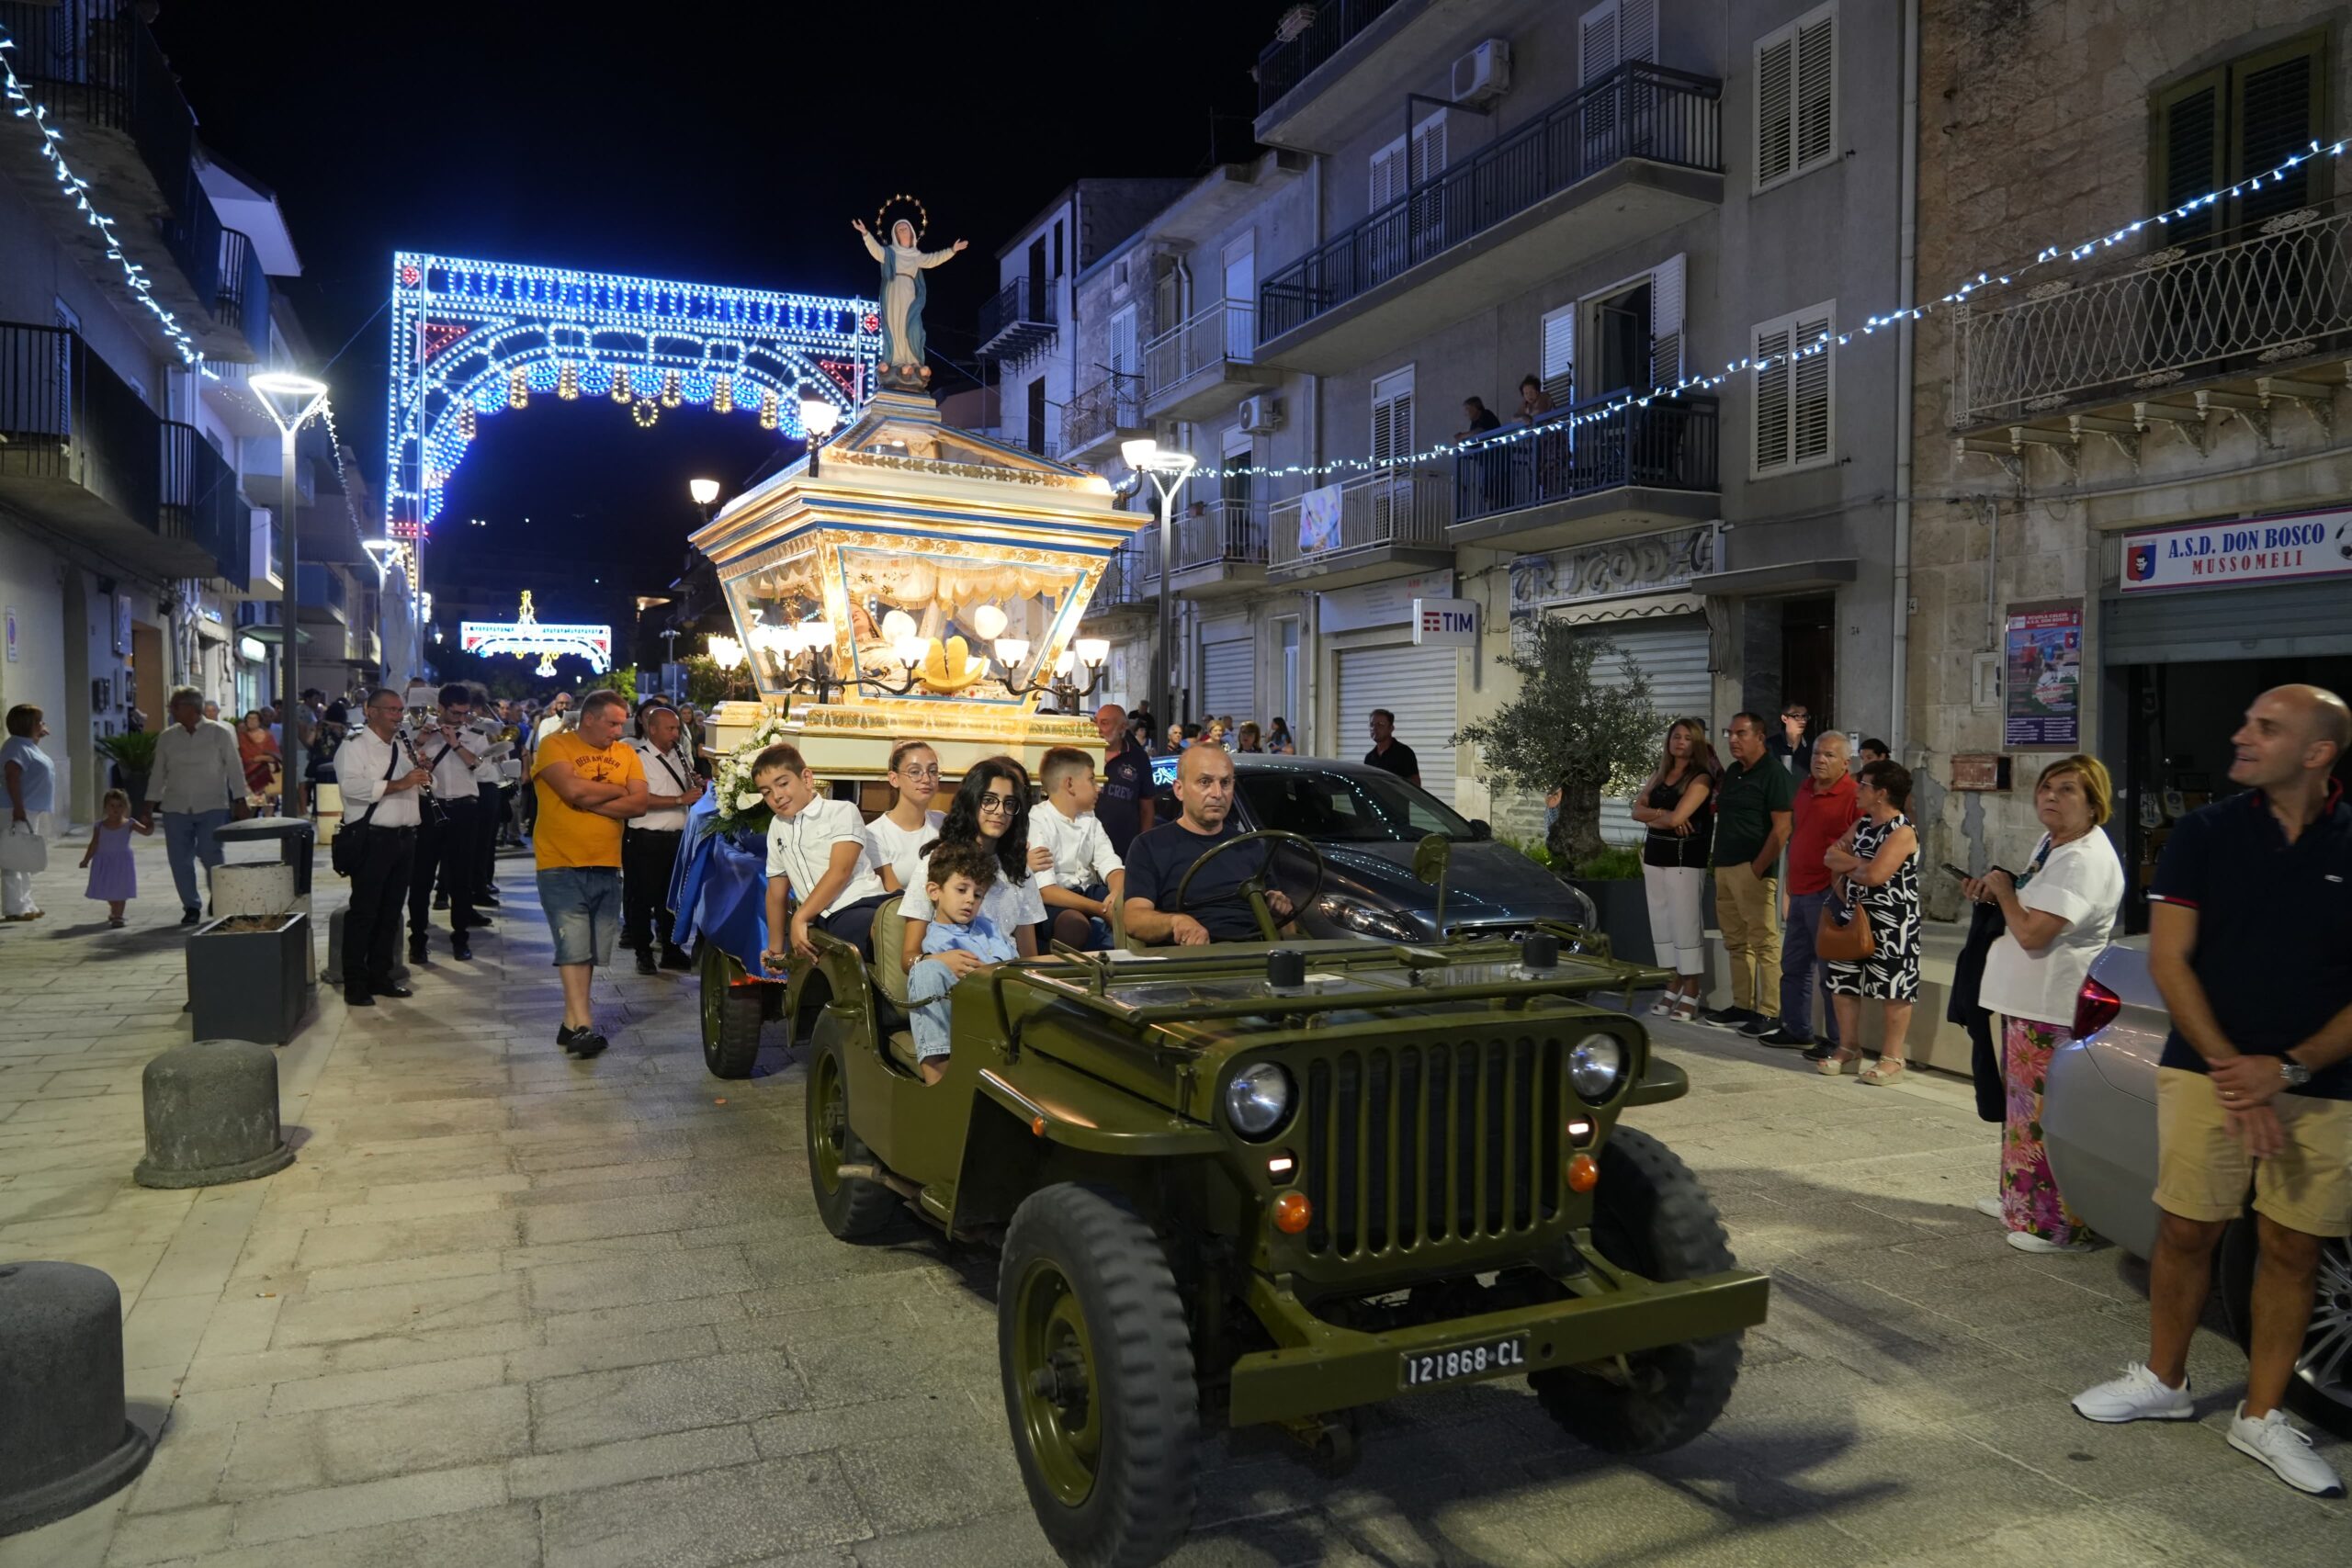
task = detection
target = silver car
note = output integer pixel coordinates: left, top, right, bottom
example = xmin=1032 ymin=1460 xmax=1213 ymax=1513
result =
xmin=2043 ymin=938 xmax=2352 ymax=1433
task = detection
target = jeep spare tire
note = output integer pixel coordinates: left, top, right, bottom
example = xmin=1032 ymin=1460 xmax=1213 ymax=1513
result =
xmin=1000 ymin=1184 xmax=1198 ymax=1568
xmin=1531 ymin=1127 xmax=1744 ymax=1453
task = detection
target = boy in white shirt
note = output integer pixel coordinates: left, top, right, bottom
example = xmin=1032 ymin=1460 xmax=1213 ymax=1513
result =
xmin=1030 ymin=745 xmax=1124 ymax=951
xmin=752 ymin=742 xmax=889 ymax=967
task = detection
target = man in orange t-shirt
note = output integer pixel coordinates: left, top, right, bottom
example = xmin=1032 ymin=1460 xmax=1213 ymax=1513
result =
xmin=532 ymin=689 xmax=647 ymax=1057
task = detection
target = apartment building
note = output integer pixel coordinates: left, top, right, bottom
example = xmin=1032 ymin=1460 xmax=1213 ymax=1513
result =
xmin=1060 ymin=0 xmax=1906 ymax=835
xmin=1908 ymin=1 xmax=2349 ymax=923
xmin=0 ymin=3 xmax=413 ymax=822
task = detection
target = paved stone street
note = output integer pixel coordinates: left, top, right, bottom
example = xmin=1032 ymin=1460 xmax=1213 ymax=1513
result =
xmin=1 ymin=828 xmax=2344 ymax=1568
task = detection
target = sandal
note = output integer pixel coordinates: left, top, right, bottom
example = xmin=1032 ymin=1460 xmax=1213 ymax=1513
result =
xmin=1647 ymin=998 xmax=1676 ymax=1018
xmin=1857 ymin=1057 xmax=1906 ymax=1086
xmin=1815 ymin=1048 xmax=1860 ymax=1077
xmin=1671 ymin=996 xmax=1699 ymax=1023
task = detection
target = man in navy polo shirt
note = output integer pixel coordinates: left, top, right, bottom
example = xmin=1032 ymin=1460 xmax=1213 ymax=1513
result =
xmin=1092 ymin=703 xmax=1155 ymax=857
xmin=2071 ymin=684 xmax=2352 ymax=1497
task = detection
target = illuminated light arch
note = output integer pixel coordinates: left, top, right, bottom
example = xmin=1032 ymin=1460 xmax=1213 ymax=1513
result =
xmin=460 ymin=592 xmax=613 ymax=678
xmin=385 ymin=253 xmax=880 ymax=540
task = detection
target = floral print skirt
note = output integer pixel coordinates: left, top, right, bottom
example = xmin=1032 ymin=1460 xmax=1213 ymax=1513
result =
xmin=2000 ymin=1016 xmax=2086 ymax=1245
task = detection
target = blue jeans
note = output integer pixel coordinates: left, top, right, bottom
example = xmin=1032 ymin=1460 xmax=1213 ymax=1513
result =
xmin=908 ymin=955 xmax=956 ymax=1061
xmin=1069 ymin=878 xmax=1114 ymax=952
xmin=1779 ymin=888 xmax=1840 ymax=1043
xmin=162 ymin=808 xmax=230 ymax=913
xmin=537 ymin=866 xmax=621 ymax=967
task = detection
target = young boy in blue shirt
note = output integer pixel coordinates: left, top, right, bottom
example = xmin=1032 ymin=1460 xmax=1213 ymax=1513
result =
xmin=906 ymin=841 xmax=1019 ymax=1083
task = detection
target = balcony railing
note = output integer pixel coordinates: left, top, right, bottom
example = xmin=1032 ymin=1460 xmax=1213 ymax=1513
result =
xmin=1952 ymin=194 xmax=2352 ymax=429
xmin=161 ymin=422 xmax=251 ymax=588
xmin=0 ymin=321 xmax=161 ymax=536
xmin=1172 ymin=499 xmax=1270 ymax=570
xmin=1145 ymin=299 xmax=1258 ymax=400
xmin=1261 ymin=62 xmax=1723 ymax=344
xmin=1254 ymin=0 xmax=1408 ymax=114
xmin=1062 ymin=371 xmax=1144 ymax=456
xmin=1270 ymin=468 xmax=1453 ymax=570
xmin=214 ymin=230 xmax=273 ymax=357
xmin=1087 ymin=533 xmax=1161 ymax=613
xmin=978 ymin=276 xmax=1058 ymax=361
xmin=1454 ymin=394 xmax=1720 ymax=526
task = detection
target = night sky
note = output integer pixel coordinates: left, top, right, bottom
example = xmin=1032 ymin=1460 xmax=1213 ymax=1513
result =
xmin=152 ymin=4 xmax=1269 ymax=652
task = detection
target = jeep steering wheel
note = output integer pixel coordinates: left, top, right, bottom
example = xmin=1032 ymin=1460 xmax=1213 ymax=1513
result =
xmin=1169 ymin=829 xmax=1326 ymax=943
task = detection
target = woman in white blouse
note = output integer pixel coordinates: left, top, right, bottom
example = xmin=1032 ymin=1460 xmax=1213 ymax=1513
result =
xmin=898 ymin=756 xmax=1046 ymax=973
xmin=1964 ymin=754 xmax=2127 ymax=1254
xmin=870 ymin=740 xmax=946 ymax=894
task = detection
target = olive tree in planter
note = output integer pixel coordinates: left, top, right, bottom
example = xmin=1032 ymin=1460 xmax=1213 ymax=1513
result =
xmin=1453 ymin=622 xmax=1658 ymax=953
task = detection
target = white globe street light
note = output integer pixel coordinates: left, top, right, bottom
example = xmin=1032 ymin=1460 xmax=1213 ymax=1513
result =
xmin=1118 ymin=439 xmax=1199 ymax=728
xmin=249 ymin=371 xmax=331 ymax=816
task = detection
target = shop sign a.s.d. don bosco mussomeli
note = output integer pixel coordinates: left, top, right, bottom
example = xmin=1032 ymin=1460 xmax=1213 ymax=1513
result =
xmin=2120 ymin=506 xmax=2352 ymax=593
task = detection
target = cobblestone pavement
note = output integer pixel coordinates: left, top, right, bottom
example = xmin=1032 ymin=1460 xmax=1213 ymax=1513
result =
xmin=2 ymin=829 xmax=2344 ymax=1567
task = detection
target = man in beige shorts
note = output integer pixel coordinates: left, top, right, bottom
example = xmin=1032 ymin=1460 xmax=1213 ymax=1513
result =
xmin=2070 ymin=685 xmax=2352 ymax=1497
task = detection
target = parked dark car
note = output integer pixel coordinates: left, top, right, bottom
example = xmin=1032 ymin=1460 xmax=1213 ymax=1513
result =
xmin=2045 ymin=939 xmax=2352 ymax=1435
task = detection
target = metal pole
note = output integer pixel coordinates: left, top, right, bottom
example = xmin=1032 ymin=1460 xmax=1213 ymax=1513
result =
xmin=1155 ymin=476 xmax=1176 ymax=730
xmin=278 ymin=423 xmax=302 ymax=818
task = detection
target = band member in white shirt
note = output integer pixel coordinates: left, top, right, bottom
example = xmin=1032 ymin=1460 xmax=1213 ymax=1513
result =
xmin=626 ymin=704 xmax=704 ymax=973
xmin=335 ymin=688 xmax=431 ymax=1004
xmin=408 ymin=683 xmax=488 ymax=964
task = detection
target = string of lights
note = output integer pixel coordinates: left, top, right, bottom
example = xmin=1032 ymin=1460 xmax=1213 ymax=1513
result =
xmin=0 ymin=28 xmax=202 ymax=365
xmin=1184 ymin=135 xmax=2350 ymax=482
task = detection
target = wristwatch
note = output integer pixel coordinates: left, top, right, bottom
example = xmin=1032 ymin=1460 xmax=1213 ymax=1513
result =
xmin=2280 ymin=1057 xmax=2313 ymax=1089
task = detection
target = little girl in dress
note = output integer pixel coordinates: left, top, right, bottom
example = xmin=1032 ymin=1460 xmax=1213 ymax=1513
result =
xmin=81 ymin=788 xmax=151 ymax=928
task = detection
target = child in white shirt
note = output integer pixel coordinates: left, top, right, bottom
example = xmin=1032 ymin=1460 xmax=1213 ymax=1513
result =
xmin=870 ymin=739 xmax=946 ymax=895
xmin=1031 ymin=745 xmax=1124 ymax=951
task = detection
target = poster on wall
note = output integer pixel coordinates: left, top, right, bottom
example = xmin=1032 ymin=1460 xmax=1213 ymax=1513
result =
xmin=1296 ymin=482 xmax=1342 ymax=555
xmin=2004 ymin=606 xmax=2082 ymax=748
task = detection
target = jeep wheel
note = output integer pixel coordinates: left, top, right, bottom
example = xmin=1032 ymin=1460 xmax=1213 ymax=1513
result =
xmin=1531 ymin=1127 xmax=1743 ymax=1454
xmin=699 ymin=942 xmax=763 ymax=1080
xmin=1000 ymin=1185 xmax=1198 ymax=1568
xmin=804 ymin=1025 xmax=895 ymax=1239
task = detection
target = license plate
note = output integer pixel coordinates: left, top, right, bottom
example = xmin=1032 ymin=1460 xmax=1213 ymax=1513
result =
xmin=1398 ymin=1334 xmax=1528 ymax=1390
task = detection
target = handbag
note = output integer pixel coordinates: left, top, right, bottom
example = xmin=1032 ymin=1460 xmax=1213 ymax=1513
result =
xmin=0 ymin=821 xmax=45 ymax=874
xmin=330 ymin=742 xmax=403 ymax=878
xmin=1815 ymin=886 xmax=1876 ymax=963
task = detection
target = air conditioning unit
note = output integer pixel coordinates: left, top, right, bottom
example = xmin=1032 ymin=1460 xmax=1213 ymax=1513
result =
xmin=1237 ymin=394 xmax=1283 ymax=434
xmin=1451 ymin=39 xmax=1512 ymax=108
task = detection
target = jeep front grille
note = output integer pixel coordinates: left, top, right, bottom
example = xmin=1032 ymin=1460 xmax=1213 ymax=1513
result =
xmin=1298 ymin=1037 xmax=1566 ymax=1258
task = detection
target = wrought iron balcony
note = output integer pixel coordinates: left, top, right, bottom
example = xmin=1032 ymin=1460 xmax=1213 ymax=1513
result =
xmin=213 ymin=230 xmax=273 ymax=359
xmin=977 ymin=276 xmax=1058 ymax=362
xmin=1452 ymin=394 xmax=1721 ymax=549
xmin=1258 ymin=62 xmax=1723 ymax=373
xmin=161 ymin=422 xmax=252 ymax=589
xmin=1170 ymin=499 xmax=1271 ymax=599
xmin=1143 ymin=299 xmax=1277 ymax=422
xmin=1083 ymin=533 xmax=1161 ymax=616
xmin=1268 ymin=467 xmax=1453 ymax=590
xmin=1254 ymin=0 xmax=1409 ymax=114
xmin=1061 ymin=372 xmax=1147 ymax=465
xmin=1952 ymin=193 xmax=2352 ymax=437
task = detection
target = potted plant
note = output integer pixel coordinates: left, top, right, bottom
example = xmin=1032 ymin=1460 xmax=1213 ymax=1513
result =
xmin=95 ymin=729 xmax=158 ymax=814
xmin=188 ymin=911 xmax=310 ymax=1045
xmin=1454 ymin=621 xmax=1658 ymax=957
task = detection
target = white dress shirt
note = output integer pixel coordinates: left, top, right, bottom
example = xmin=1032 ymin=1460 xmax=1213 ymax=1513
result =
xmin=763 ymin=795 xmax=886 ymax=916
xmin=147 ymin=720 xmax=245 ymax=814
xmin=417 ymin=722 xmax=481 ymax=801
xmin=334 ymin=727 xmax=424 ymax=829
xmin=629 ymin=739 xmax=698 ymax=832
xmin=1029 ymin=804 xmax=1123 ymax=889
xmin=868 ymin=808 xmax=944 ymax=891
xmin=464 ymin=716 xmax=510 ymax=786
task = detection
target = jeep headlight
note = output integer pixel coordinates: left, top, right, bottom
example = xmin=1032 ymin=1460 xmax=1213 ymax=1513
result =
xmin=1315 ymin=894 xmax=1421 ymax=942
xmin=1225 ymin=1063 xmax=1293 ymax=1140
xmin=1568 ymin=1032 xmax=1625 ymax=1101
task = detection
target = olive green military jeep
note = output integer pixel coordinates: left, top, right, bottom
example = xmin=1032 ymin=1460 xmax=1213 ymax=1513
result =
xmin=792 ymin=832 xmax=1769 ymax=1568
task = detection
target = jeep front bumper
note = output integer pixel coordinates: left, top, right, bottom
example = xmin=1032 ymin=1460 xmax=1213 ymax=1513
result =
xmin=1226 ymin=1259 xmax=1770 ymax=1427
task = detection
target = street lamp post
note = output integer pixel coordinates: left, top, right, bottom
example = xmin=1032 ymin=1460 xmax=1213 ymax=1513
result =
xmin=250 ymin=373 xmax=331 ymax=817
xmin=1120 ymin=438 xmax=1197 ymax=732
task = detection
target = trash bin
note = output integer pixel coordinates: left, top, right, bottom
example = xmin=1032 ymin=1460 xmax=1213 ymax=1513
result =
xmin=210 ymin=818 xmax=316 ymax=989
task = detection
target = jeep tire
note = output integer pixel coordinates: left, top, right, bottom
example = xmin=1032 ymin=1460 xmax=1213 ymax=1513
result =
xmin=1000 ymin=1184 xmax=1198 ymax=1568
xmin=699 ymin=942 xmax=763 ymax=1079
xmin=1531 ymin=1127 xmax=1743 ymax=1454
xmin=804 ymin=1023 xmax=895 ymax=1239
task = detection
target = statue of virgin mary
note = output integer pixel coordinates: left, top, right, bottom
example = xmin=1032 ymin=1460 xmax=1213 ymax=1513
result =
xmin=854 ymin=211 xmax=967 ymax=388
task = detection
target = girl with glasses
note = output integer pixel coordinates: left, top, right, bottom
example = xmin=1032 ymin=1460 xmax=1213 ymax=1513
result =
xmin=872 ymin=739 xmax=948 ymax=896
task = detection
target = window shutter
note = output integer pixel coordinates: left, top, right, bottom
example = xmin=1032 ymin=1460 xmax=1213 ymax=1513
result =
xmin=1579 ymin=0 xmax=1620 ymax=85
xmin=2153 ymin=73 xmax=2223 ymax=244
xmin=1410 ymin=115 xmax=1447 ymax=186
xmin=1618 ymin=0 xmax=1657 ymax=64
xmin=1791 ymin=309 xmax=1834 ymax=466
xmin=1648 ymin=253 xmax=1686 ymax=389
xmin=2233 ymin=47 xmax=2320 ymax=226
xmin=1756 ymin=33 xmax=1794 ymax=187
xmin=1794 ymin=12 xmax=1836 ymax=171
xmin=1371 ymin=368 xmax=1414 ymax=466
xmin=1540 ymin=305 xmax=1576 ymax=407
xmin=1109 ymin=306 xmax=1137 ymax=377
xmin=1753 ymin=322 xmax=1792 ymax=474
xmin=1369 ymin=137 xmax=1406 ymax=211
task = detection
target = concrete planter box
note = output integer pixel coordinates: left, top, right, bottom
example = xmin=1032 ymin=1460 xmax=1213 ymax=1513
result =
xmin=187 ymin=912 xmax=309 ymax=1046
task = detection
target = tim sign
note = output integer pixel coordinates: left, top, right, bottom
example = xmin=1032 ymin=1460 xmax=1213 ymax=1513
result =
xmin=1413 ymin=598 xmax=1477 ymax=648
xmin=2120 ymin=506 xmax=2352 ymax=592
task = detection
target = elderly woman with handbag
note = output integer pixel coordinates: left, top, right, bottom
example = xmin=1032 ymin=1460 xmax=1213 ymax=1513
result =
xmin=1816 ymin=759 xmax=1922 ymax=1084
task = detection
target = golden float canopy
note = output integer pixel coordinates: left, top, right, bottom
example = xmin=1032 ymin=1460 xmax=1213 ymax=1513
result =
xmin=688 ymin=390 xmax=1143 ymax=779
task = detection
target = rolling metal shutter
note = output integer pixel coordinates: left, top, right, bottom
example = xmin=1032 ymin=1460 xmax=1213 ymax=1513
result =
xmin=1581 ymin=618 xmax=1713 ymax=845
xmin=2102 ymin=582 xmax=2352 ymax=665
xmin=1336 ymin=643 xmax=1458 ymax=805
xmin=1199 ymin=637 xmax=1256 ymax=726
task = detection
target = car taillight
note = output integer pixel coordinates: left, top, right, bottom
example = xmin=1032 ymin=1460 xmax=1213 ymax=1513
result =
xmin=2073 ymin=976 xmax=2122 ymax=1039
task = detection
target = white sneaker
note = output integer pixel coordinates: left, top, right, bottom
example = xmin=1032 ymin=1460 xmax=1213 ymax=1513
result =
xmin=2227 ymin=1403 xmax=2346 ymax=1496
xmin=2072 ymin=1362 xmax=2195 ymax=1424
xmin=1973 ymin=1195 xmax=2006 ymax=1220
xmin=2006 ymin=1229 xmax=2095 ymax=1255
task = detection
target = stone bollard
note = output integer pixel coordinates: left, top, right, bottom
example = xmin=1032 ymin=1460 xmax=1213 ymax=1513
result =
xmin=132 ymin=1040 xmax=295 ymax=1190
xmin=0 ymin=1261 xmax=154 ymax=1537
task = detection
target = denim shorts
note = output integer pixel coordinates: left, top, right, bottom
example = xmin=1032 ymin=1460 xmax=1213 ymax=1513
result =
xmin=537 ymin=866 xmax=621 ymax=967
